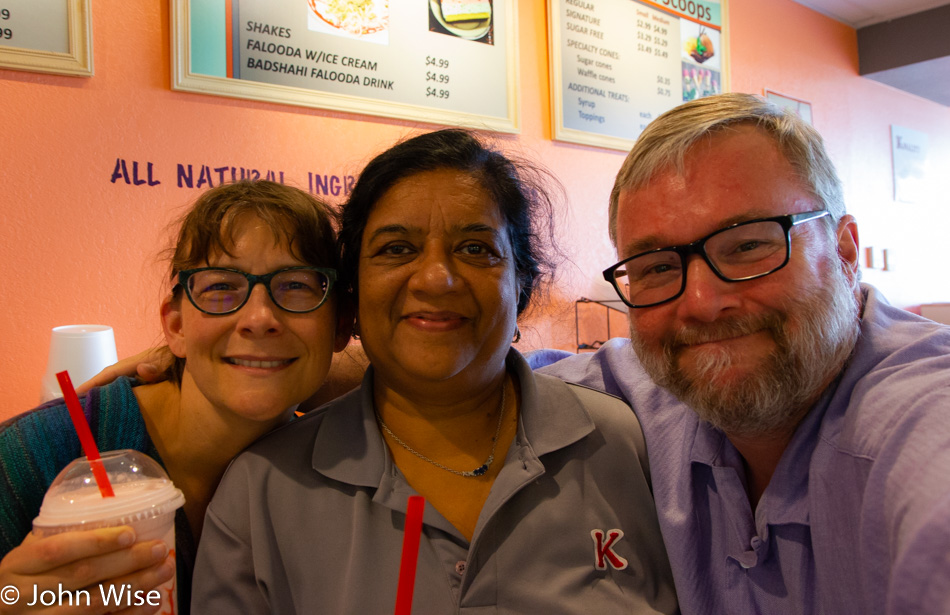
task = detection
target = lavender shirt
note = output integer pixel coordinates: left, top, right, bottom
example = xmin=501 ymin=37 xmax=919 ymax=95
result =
xmin=536 ymin=285 xmax=950 ymax=614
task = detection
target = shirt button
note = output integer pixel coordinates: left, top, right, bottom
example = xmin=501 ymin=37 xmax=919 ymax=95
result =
xmin=455 ymin=561 xmax=467 ymax=575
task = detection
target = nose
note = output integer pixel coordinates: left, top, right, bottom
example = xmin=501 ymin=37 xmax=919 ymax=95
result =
xmin=236 ymin=283 xmax=282 ymax=335
xmin=407 ymin=244 xmax=461 ymax=296
xmin=674 ymin=255 xmax=740 ymax=322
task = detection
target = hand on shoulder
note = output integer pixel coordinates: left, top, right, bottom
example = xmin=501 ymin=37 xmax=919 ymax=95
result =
xmin=75 ymin=347 xmax=174 ymax=395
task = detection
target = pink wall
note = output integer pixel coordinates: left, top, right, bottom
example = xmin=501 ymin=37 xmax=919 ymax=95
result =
xmin=2 ymin=0 xmax=948 ymax=419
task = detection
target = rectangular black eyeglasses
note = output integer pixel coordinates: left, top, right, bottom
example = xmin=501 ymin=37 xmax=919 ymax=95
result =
xmin=602 ymin=210 xmax=830 ymax=309
xmin=177 ymin=266 xmax=336 ymax=315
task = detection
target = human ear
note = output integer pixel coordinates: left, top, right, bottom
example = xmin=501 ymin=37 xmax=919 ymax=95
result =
xmin=334 ymin=313 xmax=352 ymax=353
xmin=160 ymin=296 xmax=188 ymax=358
xmin=835 ymin=215 xmax=860 ymax=282
xmin=331 ymin=295 xmax=355 ymax=353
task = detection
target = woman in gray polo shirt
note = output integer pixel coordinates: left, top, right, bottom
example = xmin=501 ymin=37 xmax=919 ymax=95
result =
xmin=193 ymin=130 xmax=678 ymax=614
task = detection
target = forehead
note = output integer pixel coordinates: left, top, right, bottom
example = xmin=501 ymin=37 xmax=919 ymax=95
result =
xmin=366 ymin=168 xmax=505 ymax=231
xmin=616 ymin=126 xmax=818 ymax=255
xmin=206 ymin=214 xmax=296 ymax=262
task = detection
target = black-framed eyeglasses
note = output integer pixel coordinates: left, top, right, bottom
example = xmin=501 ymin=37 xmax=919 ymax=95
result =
xmin=177 ymin=266 xmax=336 ymax=315
xmin=603 ymin=210 xmax=830 ymax=309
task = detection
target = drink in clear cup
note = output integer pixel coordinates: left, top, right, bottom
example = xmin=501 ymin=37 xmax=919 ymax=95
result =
xmin=33 ymin=449 xmax=185 ymax=614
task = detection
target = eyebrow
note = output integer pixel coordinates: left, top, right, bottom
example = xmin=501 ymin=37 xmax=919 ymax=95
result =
xmin=366 ymin=224 xmax=410 ymax=243
xmin=366 ymin=222 xmax=502 ymax=243
xmin=621 ymin=211 xmax=774 ymax=256
xmin=458 ymin=222 xmax=500 ymax=235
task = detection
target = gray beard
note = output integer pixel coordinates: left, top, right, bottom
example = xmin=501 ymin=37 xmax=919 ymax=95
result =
xmin=631 ymin=264 xmax=861 ymax=438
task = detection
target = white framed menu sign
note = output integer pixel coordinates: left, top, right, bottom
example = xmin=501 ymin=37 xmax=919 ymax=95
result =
xmin=0 ymin=0 xmax=93 ymax=76
xmin=172 ymin=0 xmax=519 ymax=133
xmin=549 ymin=0 xmax=728 ymax=151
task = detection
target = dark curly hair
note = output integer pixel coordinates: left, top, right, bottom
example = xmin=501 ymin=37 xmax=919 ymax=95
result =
xmin=338 ymin=129 xmax=557 ymax=315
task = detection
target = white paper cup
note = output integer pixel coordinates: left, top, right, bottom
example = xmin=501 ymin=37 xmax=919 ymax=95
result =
xmin=34 ymin=450 xmax=185 ymax=613
xmin=40 ymin=325 xmax=118 ymax=403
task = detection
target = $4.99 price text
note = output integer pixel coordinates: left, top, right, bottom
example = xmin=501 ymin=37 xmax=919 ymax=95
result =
xmin=424 ymin=55 xmax=450 ymax=100
xmin=1 ymin=8 xmax=12 ymax=41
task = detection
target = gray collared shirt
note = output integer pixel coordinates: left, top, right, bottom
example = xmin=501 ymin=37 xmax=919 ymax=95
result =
xmin=193 ymin=350 xmax=677 ymax=614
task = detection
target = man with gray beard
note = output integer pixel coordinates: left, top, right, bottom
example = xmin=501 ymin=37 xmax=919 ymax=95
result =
xmin=536 ymin=93 xmax=950 ymax=614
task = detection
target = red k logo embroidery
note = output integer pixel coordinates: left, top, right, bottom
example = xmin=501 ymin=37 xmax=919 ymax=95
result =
xmin=591 ymin=529 xmax=628 ymax=570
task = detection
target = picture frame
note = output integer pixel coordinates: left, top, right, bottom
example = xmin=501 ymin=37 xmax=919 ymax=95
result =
xmin=549 ymin=0 xmax=730 ymax=151
xmin=764 ymin=89 xmax=812 ymax=125
xmin=0 ymin=0 xmax=93 ymax=77
xmin=171 ymin=0 xmax=520 ymax=133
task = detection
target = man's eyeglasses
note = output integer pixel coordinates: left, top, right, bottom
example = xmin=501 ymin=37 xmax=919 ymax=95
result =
xmin=602 ymin=210 xmax=830 ymax=309
xmin=177 ymin=267 xmax=336 ymax=315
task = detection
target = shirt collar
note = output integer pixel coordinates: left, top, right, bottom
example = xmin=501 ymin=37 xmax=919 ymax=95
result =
xmin=686 ymin=371 xmax=843 ymax=528
xmin=310 ymin=370 xmax=388 ymax=489
xmin=308 ymin=348 xmax=596 ymax=499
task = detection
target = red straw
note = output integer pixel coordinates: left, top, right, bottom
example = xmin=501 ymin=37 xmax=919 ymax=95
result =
xmin=394 ymin=495 xmax=425 ymax=615
xmin=56 ymin=371 xmax=114 ymax=498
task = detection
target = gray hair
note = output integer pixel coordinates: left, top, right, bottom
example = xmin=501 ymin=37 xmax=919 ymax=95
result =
xmin=608 ymin=93 xmax=845 ymax=246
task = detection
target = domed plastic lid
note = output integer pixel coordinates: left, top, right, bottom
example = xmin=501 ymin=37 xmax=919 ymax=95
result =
xmin=34 ymin=449 xmax=185 ymax=528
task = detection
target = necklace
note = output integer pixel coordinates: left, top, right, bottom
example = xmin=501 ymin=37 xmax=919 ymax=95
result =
xmin=376 ymin=381 xmax=507 ymax=478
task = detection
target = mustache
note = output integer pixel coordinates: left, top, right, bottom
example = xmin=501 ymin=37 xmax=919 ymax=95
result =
xmin=663 ymin=312 xmax=785 ymax=351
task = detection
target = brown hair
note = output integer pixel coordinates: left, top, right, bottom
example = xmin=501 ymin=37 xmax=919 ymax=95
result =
xmin=165 ymin=180 xmax=340 ymax=384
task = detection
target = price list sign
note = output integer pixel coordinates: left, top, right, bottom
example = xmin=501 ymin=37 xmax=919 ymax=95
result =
xmin=0 ymin=0 xmax=92 ymax=76
xmin=549 ymin=0 xmax=727 ymax=151
xmin=173 ymin=0 xmax=519 ymax=133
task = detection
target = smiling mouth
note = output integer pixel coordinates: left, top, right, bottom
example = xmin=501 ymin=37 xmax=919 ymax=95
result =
xmin=225 ymin=358 xmax=295 ymax=368
xmin=404 ymin=312 xmax=468 ymax=330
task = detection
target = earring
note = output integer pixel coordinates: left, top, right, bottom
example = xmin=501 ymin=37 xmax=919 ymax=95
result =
xmin=352 ymin=321 xmax=361 ymax=341
xmin=513 ymin=326 xmax=521 ymax=343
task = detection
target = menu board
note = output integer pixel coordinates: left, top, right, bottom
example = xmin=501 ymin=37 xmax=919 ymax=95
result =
xmin=0 ymin=0 xmax=93 ymax=76
xmin=172 ymin=0 xmax=519 ymax=133
xmin=549 ymin=0 xmax=728 ymax=151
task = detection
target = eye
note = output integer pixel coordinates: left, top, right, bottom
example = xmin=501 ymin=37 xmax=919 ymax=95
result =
xmin=645 ymin=263 xmax=675 ymax=275
xmin=721 ymin=238 xmax=782 ymax=261
xmin=637 ymin=262 xmax=681 ymax=280
xmin=273 ymin=270 xmax=328 ymax=294
xmin=460 ymin=243 xmax=488 ymax=255
xmin=734 ymin=241 xmax=762 ymax=253
xmin=377 ymin=243 xmax=416 ymax=257
xmin=278 ymin=280 xmax=314 ymax=292
xmin=627 ymin=254 xmax=681 ymax=283
xmin=202 ymin=281 xmax=238 ymax=292
xmin=190 ymin=273 xmax=244 ymax=295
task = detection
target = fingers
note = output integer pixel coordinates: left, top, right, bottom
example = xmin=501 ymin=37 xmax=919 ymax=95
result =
xmin=88 ymin=555 xmax=176 ymax=615
xmin=75 ymin=347 xmax=172 ymax=394
xmin=9 ymin=555 xmax=175 ymax=615
xmin=50 ymin=540 xmax=169 ymax=590
xmin=75 ymin=361 xmax=130 ymax=394
xmin=134 ymin=363 xmax=164 ymax=384
xmin=134 ymin=347 xmax=174 ymax=384
xmin=3 ymin=528 xmax=136 ymax=576
xmin=0 ymin=529 xmax=173 ymax=615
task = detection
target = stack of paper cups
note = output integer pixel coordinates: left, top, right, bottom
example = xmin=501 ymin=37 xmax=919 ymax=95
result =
xmin=40 ymin=325 xmax=118 ymax=403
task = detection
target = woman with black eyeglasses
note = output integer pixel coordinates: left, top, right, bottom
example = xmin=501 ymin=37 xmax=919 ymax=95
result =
xmin=0 ymin=180 xmax=349 ymax=615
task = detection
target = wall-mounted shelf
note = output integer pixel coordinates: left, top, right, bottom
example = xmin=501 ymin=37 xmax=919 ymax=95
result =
xmin=575 ymin=297 xmax=627 ymax=352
